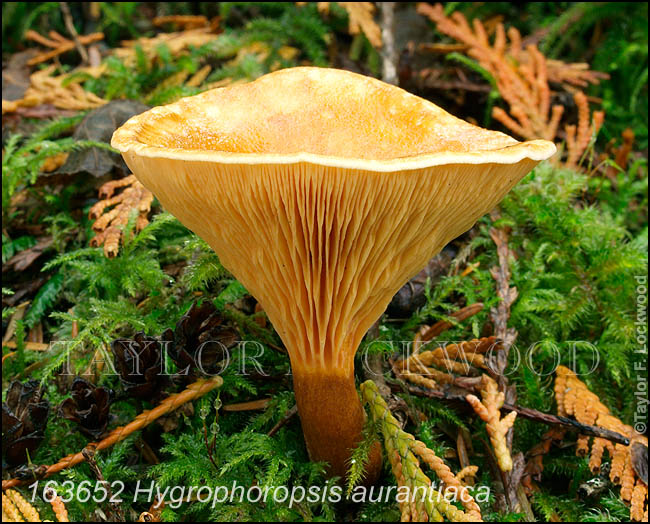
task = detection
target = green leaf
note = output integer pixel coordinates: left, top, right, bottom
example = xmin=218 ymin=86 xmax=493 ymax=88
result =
xmin=24 ymin=272 xmax=64 ymax=328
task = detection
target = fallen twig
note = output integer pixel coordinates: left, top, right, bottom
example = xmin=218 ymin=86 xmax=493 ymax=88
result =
xmin=267 ymin=405 xmax=298 ymax=438
xmin=489 ymin=226 xmax=518 ymax=365
xmin=2 ymin=376 xmax=222 ymax=491
xmin=82 ymin=445 xmax=125 ymax=521
xmin=414 ymin=302 xmax=485 ymax=346
xmin=59 ymin=2 xmax=89 ymax=64
xmin=223 ymin=398 xmax=271 ymax=411
xmin=25 ymin=29 xmax=104 ymax=66
xmin=400 ymin=383 xmax=630 ymax=446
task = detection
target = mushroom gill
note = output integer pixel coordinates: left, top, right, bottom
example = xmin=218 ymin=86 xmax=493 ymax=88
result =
xmin=112 ymin=66 xmax=556 ymax=481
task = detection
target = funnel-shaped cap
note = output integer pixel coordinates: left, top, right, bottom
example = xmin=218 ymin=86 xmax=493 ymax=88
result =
xmin=112 ymin=67 xmax=555 ymax=478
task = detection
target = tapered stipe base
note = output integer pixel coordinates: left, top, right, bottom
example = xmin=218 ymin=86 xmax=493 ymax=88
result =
xmin=293 ymin=367 xmax=382 ymax=483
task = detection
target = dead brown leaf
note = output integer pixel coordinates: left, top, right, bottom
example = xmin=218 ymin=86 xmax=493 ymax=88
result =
xmin=3 ymin=237 xmax=53 ymax=272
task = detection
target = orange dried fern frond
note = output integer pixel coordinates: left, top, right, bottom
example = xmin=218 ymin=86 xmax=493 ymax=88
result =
xmin=2 ymin=489 xmax=41 ymax=522
xmin=396 ymin=336 xmax=503 ymax=389
xmin=466 ymin=374 xmax=517 ymax=473
xmin=613 ymin=128 xmax=636 ymax=172
xmin=338 ymin=2 xmax=382 ymax=48
xmin=456 ymin=465 xmax=479 ymax=486
xmin=89 ymin=174 xmax=154 ymax=258
xmin=24 ymin=29 xmax=104 ymax=66
xmin=416 ymin=3 xmax=607 ymax=90
xmin=152 ymin=15 xmax=213 ymax=30
xmin=2 ymin=65 xmax=107 ymax=114
xmin=297 ymin=2 xmax=382 ymax=48
xmin=416 ymin=3 xmax=607 ymax=169
xmin=2 ymin=491 xmax=26 ymax=522
xmin=393 ymin=300 xmax=490 ymax=390
xmin=555 ymin=366 xmax=648 ymax=521
xmin=115 ymin=27 xmax=221 ymax=66
xmin=563 ymin=91 xmax=605 ymax=169
xmin=44 ymin=489 xmax=69 ymax=522
xmin=2 ymin=22 xmax=225 ymax=115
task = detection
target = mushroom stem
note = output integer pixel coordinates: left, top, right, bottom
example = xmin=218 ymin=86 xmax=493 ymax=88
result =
xmin=292 ymin=366 xmax=382 ymax=483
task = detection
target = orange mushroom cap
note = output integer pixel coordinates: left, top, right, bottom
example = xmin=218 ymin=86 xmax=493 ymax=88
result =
xmin=112 ymin=66 xmax=556 ymax=480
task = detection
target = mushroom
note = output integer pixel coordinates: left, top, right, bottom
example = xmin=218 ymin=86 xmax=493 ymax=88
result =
xmin=112 ymin=67 xmax=555 ymax=481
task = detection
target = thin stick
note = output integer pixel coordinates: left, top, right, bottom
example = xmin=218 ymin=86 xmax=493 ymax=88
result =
xmin=59 ymin=2 xmax=89 ymax=64
xmin=487 ymin=222 xmax=522 ymax=514
xmin=202 ymin=419 xmax=220 ymax=471
xmin=82 ymin=445 xmax=125 ymax=521
xmin=267 ymin=405 xmax=298 ymax=438
xmin=416 ymin=303 xmax=484 ymax=345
